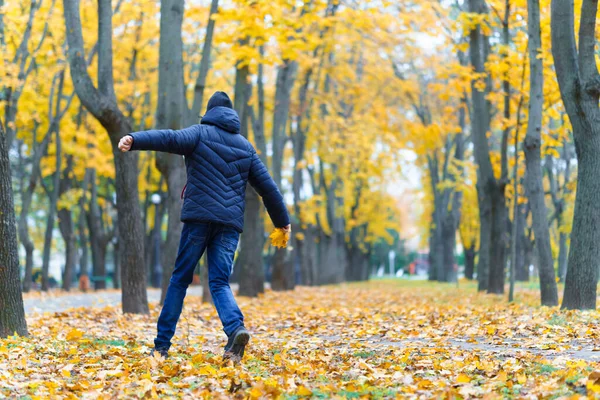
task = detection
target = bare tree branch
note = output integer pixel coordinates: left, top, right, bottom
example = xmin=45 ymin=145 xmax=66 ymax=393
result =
xmin=97 ymin=0 xmax=116 ymax=101
xmin=63 ymin=0 xmax=118 ymax=126
xmin=189 ymin=0 xmax=219 ymax=123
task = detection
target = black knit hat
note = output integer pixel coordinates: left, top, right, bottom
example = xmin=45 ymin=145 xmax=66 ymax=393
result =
xmin=206 ymin=91 xmax=233 ymax=112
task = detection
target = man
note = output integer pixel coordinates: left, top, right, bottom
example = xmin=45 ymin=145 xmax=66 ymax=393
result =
xmin=118 ymin=91 xmax=290 ymax=360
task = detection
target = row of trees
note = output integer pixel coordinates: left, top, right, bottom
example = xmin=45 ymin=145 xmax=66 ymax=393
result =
xmin=1 ymin=0 xmax=598 ymax=339
xmin=1 ymin=0 xmax=403 ymax=337
xmin=414 ymin=0 xmax=599 ymax=310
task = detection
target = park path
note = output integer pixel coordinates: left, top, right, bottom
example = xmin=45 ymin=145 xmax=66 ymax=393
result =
xmin=22 ymin=283 xmax=600 ymax=362
xmin=23 ymin=286 xmax=210 ymax=314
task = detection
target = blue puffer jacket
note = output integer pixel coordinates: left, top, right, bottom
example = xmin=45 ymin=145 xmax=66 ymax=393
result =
xmin=130 ymin=106 xmax=290 ymax=232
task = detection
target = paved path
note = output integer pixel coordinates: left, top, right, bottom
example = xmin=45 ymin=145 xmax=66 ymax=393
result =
xmin=23 ymin=286 xmax=206 ymax=314
xmin=23 ymin=285 xmax=600 ymax=362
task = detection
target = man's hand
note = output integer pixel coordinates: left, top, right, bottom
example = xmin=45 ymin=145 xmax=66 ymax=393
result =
xmin=118 ymin=135 xmax=133 ymax=152
xmin=282 ymin=224 xmax=291 ymax=233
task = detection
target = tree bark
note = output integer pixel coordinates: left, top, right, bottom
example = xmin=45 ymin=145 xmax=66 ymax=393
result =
xmin=41 ymin=127 xmax=62 ymax=291
xmin=78 ymin=171 xmax=90 ymax=280
xmin=58 ymin=151 xmax=77 ymax=291
xmin=188 ymin=0 xmax=219 ymax=124
xmin=545 ymin=145 xmax=571 ymax=283
xmin=551 ymin=0 xmax=600 ymax=309
xmin=464 ymin=246 xmax=476 ymax=280
xmin=63 ymin=0 xmax=148 ymax=313
xmin=0 ymin=121 xmax=28 ymax=337
xmin=86 ymin=170 xmax=111 ymax=290
xmin=112 ymin=229 xmax=121 ymax=289
xmin=156 ymin=0 xmax=187 ymax=305
xmin=270 ymin=60 xmax=298 ymax=292
xmin=515 ymin=203 xmax=530 ymax=282
xmin=488 ymin=189 xmax=508 ymax=294
xmin=237 ymin=187 xmax=265 ymax=297
xmin=524 ymin=0 xmax=558 ymax=306
xmin=469 ymin=0 xmax=507 ymax=293
xmin=18 ymin=129 xmax=50 ymax=292
xmin=235 ymin=53 xmax=266 ymax=297
xmin=200 ymin=255 xmax=212 ymax=303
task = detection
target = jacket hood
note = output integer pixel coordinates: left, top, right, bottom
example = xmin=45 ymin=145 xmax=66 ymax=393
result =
xmin=206 ymin=91 xmax=233 ymax=112
xmin=201 ymin=106 xmax=241 ymax=134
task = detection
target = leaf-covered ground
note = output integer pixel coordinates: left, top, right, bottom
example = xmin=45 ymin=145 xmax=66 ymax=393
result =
xmin=2 ymin=280 xmax=600 ymax=399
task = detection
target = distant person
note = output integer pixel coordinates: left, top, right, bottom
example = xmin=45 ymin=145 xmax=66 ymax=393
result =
xmin=118 ymin=91 xmax=290 ymax=361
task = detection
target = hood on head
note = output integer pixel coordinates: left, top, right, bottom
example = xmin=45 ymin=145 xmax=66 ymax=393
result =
xmin=206 ymin=91 xmax=233 ymax=112
xmin=201 ymin=106 xmax=241 ymax=134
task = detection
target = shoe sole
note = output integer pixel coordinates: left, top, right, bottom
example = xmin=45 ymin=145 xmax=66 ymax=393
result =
xmin=224 ymin=330 xmax=250 ymax=360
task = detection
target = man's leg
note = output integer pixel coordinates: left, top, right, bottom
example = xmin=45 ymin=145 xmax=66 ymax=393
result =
xmin=154 ymin=223 xmax=208 ymax=353
xmin=206 ymin=226 xmax=247 ymax=357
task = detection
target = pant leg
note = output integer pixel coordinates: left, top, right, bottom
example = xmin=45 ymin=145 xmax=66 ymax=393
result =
xmin=154 ymin=223 xmax=208 ymax=350
xmin=206 ymin=225 xmax=244 ymax=337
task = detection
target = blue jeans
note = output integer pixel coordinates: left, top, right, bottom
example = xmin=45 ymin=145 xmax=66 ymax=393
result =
xmin=154 ymin=222 xmax=244 ymax=351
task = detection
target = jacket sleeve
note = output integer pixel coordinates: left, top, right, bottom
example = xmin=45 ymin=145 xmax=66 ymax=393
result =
xmin=248 ymin=151 xmax=290 ymax=228
xmin=129 ymin=125 xmax=201 ymax=156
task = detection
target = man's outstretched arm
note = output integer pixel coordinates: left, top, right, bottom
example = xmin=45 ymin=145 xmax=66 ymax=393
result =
xmin=118 ymin=125 xmax=201 ymax=156
xmin=248 ymin=151 xmax=291 ymax=230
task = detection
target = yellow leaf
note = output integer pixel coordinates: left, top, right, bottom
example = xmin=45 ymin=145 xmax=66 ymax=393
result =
xmin=249 ymin=386 xmax=263 ymax=398
xmin=269 ymin=228 xmax=290 ymax=249
xmin=65 ymin=329 xmax=84 ymax=341
xmin=296 ymin=386 xmax=312 ymax=396
xmin=197 ymin=365 xmax=217 ymax=376
xmin=457 ymin=373 xmax=471 ymax=384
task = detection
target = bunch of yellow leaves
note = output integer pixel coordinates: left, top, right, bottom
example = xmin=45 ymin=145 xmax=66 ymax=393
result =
xmin=269 ymin=228 xmax=290 ymax=248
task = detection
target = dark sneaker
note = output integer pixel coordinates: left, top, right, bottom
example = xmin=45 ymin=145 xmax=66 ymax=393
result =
xmin=152 ymin=348 xmax=169 ymax=359
xmin=223 ymin=326 xmax=250 ymax=361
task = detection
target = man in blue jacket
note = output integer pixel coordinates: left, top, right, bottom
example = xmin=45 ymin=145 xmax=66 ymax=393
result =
xmin=118 ymin=91 xmax=290 ymax=361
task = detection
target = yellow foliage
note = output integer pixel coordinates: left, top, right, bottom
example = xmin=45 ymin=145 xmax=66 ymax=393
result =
xmin=269 ymin=228 xmax=290 ymax=249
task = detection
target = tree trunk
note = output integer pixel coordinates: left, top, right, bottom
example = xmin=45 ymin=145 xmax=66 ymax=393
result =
xmin=270 ymin=60 xmax=298 ymax=292
xmin=441 ymin=214 xmax=457 ymax=282
xmin=19 ymin=211 xmax=35 ymax=293
xmin=524 ymin=0 xmax=558 ymax=306
xmin=515 ymin=204 xmax=530 ymax=282
xmin=237 ymin=187 xmax=265 ymax=297
xmin=158 ymin=167 xmax=185 ymax=303
xmin=487 ymin=189 xmax=508 ymax=294
xmin=19 ymin=128 xmax=52 ymax=292
xmin=551 ymin=0 xmax=600 ymax=309
xmin=87 ymin=170 xmax=107 ymax=290
xmin=300 ymin=225 xmax=318 ymax=286
xmin=428 ymin=218 xmax=442 ymax=281
xmin=464 ymin=246 xmax=476 ymax=280
xmin=78 ymin=172 xmax=90 ymax=279
xmin=201 ymin=255 xmax=212 ymax=303
xmin=58 ymin=154 xmax=77 ymax=291
xmin=113 ymin=232 xmax=121 ymax=289
xmin=41 ymin=128 xmax=62 ymax=291
xmin=188 ymin=0 xmax=219 ymax=124
xmin=476 ymin=187 xmax=492 ymax=291
xmin=467 ymin=0 xmax=495 ymax=291
xmin=63 ymin=0 xmax=148 ymax=314
xmin=346 ymin=241 xmax=370 ymax=282
xmin=562 ymin=142 xmax=600 ymax=309
xmin=156 ymin=0 xmax=187 ymax=303
xmin=271 ymin=245 xmax=294 ymax=290
xmin=0 ymin=122 xmax=28 ymax=337
xmin=558 ymin=231 xmax=568 ymax=282
xmin=235 ymin=56 xmax=266 ymax=297
xmin=58 ymin=207 xmax=77 ymax=291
